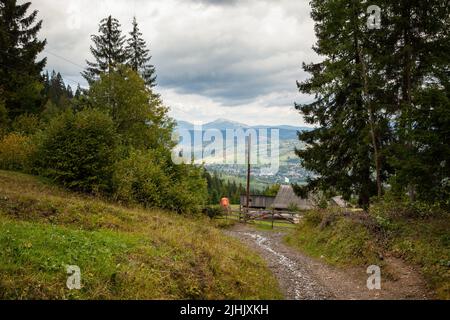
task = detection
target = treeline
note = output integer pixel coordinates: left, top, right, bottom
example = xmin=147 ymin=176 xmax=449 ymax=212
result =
xmin=296 ymin=0 xmax=449 ymax=210
xmin=204 ymin=172 xmax=281 ymax=205
xmin=204 ymin=171 xmax=246 ymax=205
xmin=0 ymin=1 xmax=207 ymax=214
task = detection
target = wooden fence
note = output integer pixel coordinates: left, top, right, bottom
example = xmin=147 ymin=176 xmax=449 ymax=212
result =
xmin=218 ymin=207 xmax=303 ymax=229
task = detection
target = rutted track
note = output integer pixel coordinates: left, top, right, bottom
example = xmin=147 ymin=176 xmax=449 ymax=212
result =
xmin=226 ymin=226 xmax=331 ymax=300
xmin=225 ymin=223 xmax=433 ymax=300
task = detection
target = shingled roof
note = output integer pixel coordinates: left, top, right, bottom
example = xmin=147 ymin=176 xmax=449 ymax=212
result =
xmin=272 ymin=185 xmax=314 ymax=210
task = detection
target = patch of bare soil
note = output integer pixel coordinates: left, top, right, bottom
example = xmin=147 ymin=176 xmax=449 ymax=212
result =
xmin=225 ymin=223 xmax=433 ymax=300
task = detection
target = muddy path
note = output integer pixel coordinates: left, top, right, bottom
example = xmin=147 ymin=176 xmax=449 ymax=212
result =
xmin=225 ymin=223 xmax=433 ymax=300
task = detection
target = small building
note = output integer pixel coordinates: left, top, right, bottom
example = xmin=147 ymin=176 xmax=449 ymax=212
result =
xmin=272 ymin=185 xmax=314 ymax=211
xmin=240 ymin=185 xmax=314 ymax=211
xmin=240 ymin=195 xmax=275 ymax=209
xmin=330 ymin=196 xmax=350 ymax=208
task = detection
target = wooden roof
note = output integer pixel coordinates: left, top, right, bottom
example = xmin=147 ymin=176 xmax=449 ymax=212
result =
xmin=272 ymin=185 xmax=314 ymax=210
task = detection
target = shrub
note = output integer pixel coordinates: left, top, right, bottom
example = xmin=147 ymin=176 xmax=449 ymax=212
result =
xmin=113 ymin=149 xmax=207 ymax=214
xmin=11 ymin=114 xmax=40 ymax=135
xmin=0 ymin=133 xmax=34 ymax=171
xmin=34 ymin=109 xmax=117 ymax=193
xmin=303 ymin=210 xmax=324 ymax=227
xmin=202 ymin=205 xmax=224 ymax=219
xmin=370 ymin=196 xmax=447 ymax=220
xmin=113 ymin=149 xmax=170 ymax=208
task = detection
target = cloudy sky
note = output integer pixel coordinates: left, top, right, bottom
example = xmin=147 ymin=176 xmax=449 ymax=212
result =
xmin=31 ymin=0 xmax=320 ymax=126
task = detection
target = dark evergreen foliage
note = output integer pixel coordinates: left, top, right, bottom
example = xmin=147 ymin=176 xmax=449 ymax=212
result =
xmin=0 ymin=0 xmax=46 ymax=120
xmin=204 ymin=171 xmax=246 ymax=205
xmin=126 ymin=17 xmax=157 ymax=88
xmin=82 ymin=15 xmax=127 ymax=83
xmin=296 ymin=0 xmax=449 ymax=208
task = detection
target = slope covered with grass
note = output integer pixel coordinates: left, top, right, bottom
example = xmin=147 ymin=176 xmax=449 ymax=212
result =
xmin=0 ymin=170 xmax=282 ymax=299
xmin=285 ymin=209 xmax=450 ymax=299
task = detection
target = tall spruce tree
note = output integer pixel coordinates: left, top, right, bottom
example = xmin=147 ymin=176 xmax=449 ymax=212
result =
xmin=296 ymin=0 xmax=448 ymax=208
xmin=294 ymin=0 xmax=391 ymax=208
xmin=0 ymin=0 xmax=46 ymax=120
xmin=126 ymin=17 xmax=157 ymax=88
xmin=378 ymin=0 xmax=450 ymax=203
xmin=82 ymin=15 xmax=127 ymax=83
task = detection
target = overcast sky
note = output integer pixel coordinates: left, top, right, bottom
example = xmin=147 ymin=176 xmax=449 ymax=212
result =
xmin=31 ymin=0 xmax=320 ymax=126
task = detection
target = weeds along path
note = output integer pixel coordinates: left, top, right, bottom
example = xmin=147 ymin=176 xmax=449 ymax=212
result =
xmin=225 ymin=223 xmax=432 ymax=300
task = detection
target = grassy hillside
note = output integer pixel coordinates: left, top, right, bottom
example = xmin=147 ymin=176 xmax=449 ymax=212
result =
xmin=285 ymin=209 xmax=450 ymax=299
xmin=0 ymin=170 xmax=282 ymax=300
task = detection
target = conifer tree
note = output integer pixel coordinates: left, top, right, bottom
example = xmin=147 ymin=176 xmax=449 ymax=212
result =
xmin=43 ymin=70 xmax=73 ymax=109
xmin=74 ymin=84 xmax=82 ymax=99
xmin=0 ymin=0 xmax=46 ymax=120
xmin=295 ymin=0 xmax=449 ymax=207
xmin=295 ymin=0 xmax=389 ymax=208
xmin=82 ymin=15 xmax=127 ymax=83
xmin=378 ymin=0 xmax=450 ymax=202
xmin=126 ymin=17 xmax=157 ymax=88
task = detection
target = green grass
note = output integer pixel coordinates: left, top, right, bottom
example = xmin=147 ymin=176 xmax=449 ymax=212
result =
xmin=387 ymin=218 xmax=450 ymax=299
xmin=285 ymin=211 xmax=382 ymax=267
xmin=0 ymin=170 xmax=282 ymax=300
xmin=284 ymin=209 xmax=450 ymax=299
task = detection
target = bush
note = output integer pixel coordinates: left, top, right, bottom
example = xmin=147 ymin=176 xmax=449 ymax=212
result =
xmin=113 ymin=149 xmax=170 ymax=208
xmin=202 ymin=206 xmax=224 ymax=219
xmin=303 ymin=210 xmax=324 ymax=227
xmin=370 ymin=196 xmax=447 ymax=220
xmin=34 ymin=109 xmax=117 ymax=193
xmin=0 ymin=133 xmax=34 ymax=171
xmin=113 ymin=149 xmax=207 ymax=214
xmin=11 ymin=114 xmax=40 ymax=135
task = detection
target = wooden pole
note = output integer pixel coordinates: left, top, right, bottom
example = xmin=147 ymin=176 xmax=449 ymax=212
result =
xmin=246 ymin=135 xmax=251 ymax=217
xmin=272 ymin=209 xmax=274 ymax=229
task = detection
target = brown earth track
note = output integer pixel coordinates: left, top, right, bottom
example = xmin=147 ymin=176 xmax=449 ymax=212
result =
xmin=225 ymin=223 xmax=433 ymax=300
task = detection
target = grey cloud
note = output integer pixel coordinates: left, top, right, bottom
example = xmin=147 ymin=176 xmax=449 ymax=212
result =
xmin=31 ymin=0 xmax=317 ymax=120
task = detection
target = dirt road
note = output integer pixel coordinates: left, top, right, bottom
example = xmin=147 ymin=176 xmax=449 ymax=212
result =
xmin=225 ymin=223 xmax=433 ymax=300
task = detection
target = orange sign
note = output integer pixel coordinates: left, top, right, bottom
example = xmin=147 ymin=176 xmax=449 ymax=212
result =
xmin=220 ymin=197 xmax=230 ymax=208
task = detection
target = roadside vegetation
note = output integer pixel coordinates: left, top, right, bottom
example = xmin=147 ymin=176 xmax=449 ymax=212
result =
xmin=0 ymin=170 xmax=282 ymax=299
xmin=286 ymin=0 xmax=449 ymax=301
xmin=285 ymin=203 xmax=449 ymax=299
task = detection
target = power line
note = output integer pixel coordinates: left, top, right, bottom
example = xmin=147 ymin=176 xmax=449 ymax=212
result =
xmin=44 ymin=49 xmax=86 ymax=70
xmin=2 ymin=48 xmax=86 ymax=87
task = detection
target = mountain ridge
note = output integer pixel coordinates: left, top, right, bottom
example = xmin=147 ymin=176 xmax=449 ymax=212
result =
xmin=175 ymin=119 xmax=313 ymax=139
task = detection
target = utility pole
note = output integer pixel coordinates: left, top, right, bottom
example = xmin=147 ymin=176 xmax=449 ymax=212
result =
xmin=246 ymin=134 xmax=251 ymax=216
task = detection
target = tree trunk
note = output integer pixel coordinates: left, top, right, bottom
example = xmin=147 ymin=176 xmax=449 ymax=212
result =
xmin=402 ymin=8 xmax=415 ymax=202
xmin=356 ymin=40 xmax=383 ymax=198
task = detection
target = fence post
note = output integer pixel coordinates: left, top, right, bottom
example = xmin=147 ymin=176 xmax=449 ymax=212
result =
xmin=272 ymin=209 xmax=274 ymax=229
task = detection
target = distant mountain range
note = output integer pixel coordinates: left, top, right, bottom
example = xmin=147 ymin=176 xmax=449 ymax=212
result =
xmin=175 ymin=118 xmax=312 ymax=140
